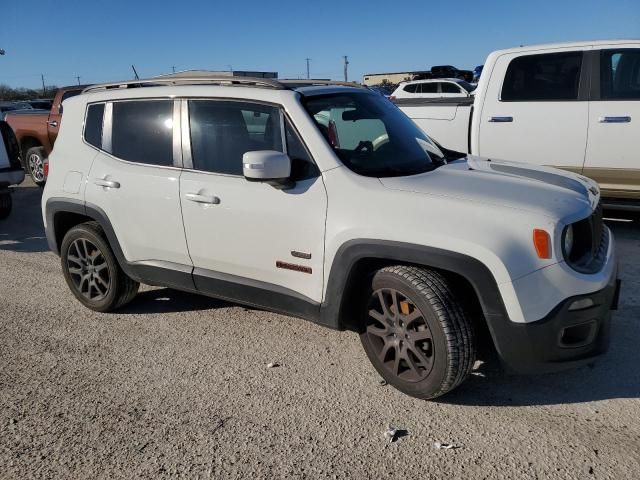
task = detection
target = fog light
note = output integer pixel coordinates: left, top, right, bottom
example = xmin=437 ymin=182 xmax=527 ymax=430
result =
xmin=568 ymin=298 xmax=594 ymax=311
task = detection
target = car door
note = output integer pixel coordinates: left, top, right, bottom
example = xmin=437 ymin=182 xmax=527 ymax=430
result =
xmin=478 ymin=50 xmax=589 ymax=170
xmin=179 ymin=99 xmax=328 ymax=305
xmin=84 ymin=99 xmax=193 ymax=276
xmin=584 ymin=46 xmax=640 ymax=198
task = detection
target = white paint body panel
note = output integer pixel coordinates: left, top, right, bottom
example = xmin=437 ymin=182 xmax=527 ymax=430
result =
xmin=180 ymin=171 xmax=327 ymax=301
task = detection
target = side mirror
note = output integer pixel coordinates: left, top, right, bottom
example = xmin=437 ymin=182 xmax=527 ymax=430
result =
xmin=243 ymin=150 xmax=292 ymax=188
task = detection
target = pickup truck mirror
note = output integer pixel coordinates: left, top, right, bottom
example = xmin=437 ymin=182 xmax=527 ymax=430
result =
xmin=243 ymin=150 xmax=292 ymax=188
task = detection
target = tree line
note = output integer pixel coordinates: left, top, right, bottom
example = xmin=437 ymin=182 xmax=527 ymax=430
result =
xmin=0 ymin=84 xmax=58 ymax=101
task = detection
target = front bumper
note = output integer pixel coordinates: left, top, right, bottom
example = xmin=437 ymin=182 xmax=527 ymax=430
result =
xmin=488 ymin=268 xmax=620 ymax=374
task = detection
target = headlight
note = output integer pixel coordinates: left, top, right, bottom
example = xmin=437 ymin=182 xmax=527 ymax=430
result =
xmin=563 ymin=224 xmax=574 ymax=258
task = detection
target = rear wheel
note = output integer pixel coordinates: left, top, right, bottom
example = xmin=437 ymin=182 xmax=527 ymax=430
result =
xmin=0 ymin=193 xmax=12 ymax=220
xmin=25 ymin=146 xmax=46 ymax=186
xmin=360 ymin=265 xmax=476 ymax=399
xmin=60 ymin=222 xmax=139 ymax=312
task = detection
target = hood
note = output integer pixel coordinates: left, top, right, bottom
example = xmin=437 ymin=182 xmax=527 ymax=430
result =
xmin=379 ymin=156 xmax=599 ymax=221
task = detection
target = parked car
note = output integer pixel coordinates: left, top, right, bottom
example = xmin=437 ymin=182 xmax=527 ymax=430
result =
xmin=473 ymin=65 xmax=483 ymax=83
xmin=391 ymin=79 xmax=476 ymax=100
xmin=397 ymin=40 xmax=640 ymax=204
xmin=28 ymin=99 xmax=54 ymax=110
xmin=43 ymin=76 xmax=619 ymax=400
xmin=0 ymin=101 xmax=32 ymax=120
xmin=430 ymin=65 xmax=473 ymax=82
xmin=0 ymin=120 xmax=25 ymax=219
xmin=5 ymin=85 xmax=86 ymax=185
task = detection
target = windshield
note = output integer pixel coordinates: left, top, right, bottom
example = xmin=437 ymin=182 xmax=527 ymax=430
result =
xmin=303 ymin=92 xmax=446 ymax=177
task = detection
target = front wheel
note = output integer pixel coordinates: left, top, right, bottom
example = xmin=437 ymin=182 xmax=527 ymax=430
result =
xmin=25 ymin=146 xmax=47 ymax=186
xmin=60 ymin=222 xmax=139 ymax=312
xmin=0 ymin=193 xmax=12 ymax=220
xmin=360 ymin=266 xmax=476 ymax=399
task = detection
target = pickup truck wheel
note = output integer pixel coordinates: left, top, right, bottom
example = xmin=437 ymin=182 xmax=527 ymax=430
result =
xmin=360 ymin=266 xmax=476 ymax=399
xmin=25 ymin=146 xmax=46 ymax=186
xmin=60 ymin=222 xmax=139 ymax=312
xmin=0 ymin=193 xmax=12 ymax=220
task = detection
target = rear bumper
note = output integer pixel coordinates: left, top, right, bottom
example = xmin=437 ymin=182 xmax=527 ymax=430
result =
xmin=0 ymin=167 xmax=25 ymax=188
xmin=488 ymin=268 xmax=620 ymax=374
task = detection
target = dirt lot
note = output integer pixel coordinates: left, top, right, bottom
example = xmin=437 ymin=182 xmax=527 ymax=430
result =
xmin=1 ymin=181 xmax=639 ymax=479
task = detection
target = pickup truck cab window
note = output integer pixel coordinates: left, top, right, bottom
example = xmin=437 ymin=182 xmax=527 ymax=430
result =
xmin=501 ymin=51 xmax=583 ymax=101
xmin=304 ymin=91 xmax=445 ymax=177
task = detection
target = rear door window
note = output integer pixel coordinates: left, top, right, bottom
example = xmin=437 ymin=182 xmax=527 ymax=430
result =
xmin=501 ymin=52 xmax=583 ymax=101
xmin=419 ymin=83 xmax=438 ymax=94
xmin=109 ymin=100 xmax=174 ymax=166
xmin=600 ymin=49 xmax=640 ymax=100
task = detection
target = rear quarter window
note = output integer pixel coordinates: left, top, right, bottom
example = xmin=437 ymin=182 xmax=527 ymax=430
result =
xmin=84 ymin=103 xmax=105 ymax=148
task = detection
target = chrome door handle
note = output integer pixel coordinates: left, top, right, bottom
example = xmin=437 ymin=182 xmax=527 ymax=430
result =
xmin=599 ymin=116 xmax=631 ymax=123
xmin=94 ymin=178 xmax=120 ymax=189
xmin=488 ymin=116 xmax=513 ymax=123
xmin=47 ymin=120 xmax=58 ymax=128
xmin=185 ymin=192 xmax=220 ymax=204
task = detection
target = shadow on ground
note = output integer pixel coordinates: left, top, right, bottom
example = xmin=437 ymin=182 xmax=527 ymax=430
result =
xmin=120 ymin=288 xmax=232 ymax=314
xmin=0 ymin=184 xmax=49 ymax=252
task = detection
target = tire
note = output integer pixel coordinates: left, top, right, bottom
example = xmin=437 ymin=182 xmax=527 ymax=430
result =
xmin=0 ymin=193 xmax=12 ymax=220
xmin=359 ymin=265 xmax=476 ymax=399
xmin=60 ymin=222 xmax=139 ymax=312
xmin=25 ymin=146 xmax=47 ymax=186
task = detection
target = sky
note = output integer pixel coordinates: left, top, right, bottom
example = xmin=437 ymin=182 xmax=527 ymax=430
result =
xmin=0 ymin=0 xmax=639 ymax=90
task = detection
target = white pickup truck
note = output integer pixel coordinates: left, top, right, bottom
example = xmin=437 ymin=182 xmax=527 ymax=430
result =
xmin=397 ymin=40 xmax=640 ymax=204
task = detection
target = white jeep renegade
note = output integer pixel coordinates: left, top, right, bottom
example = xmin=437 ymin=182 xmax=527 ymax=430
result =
xmin=42 ymin=77 xmax=620 ymax=399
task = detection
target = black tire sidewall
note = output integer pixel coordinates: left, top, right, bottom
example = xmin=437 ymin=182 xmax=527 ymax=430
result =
xmin=60 ymin=224 xmax=120 ymax=312
xmin=360 ymin=270 xmax=451 ymax=398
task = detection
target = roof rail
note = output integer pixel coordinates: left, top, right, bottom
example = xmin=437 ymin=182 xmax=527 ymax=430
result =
xmin=279 ymin=79 xmax=365 ymax=89
xmin=83 ymin=76 xmax=286 ymax=93
xmin=82 ymin=76 xmax=365 ymax=94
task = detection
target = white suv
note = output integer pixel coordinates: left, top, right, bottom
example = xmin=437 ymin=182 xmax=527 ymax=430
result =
xmin=42 ymin=77 xmax=620 ymax=399
xmin=391 ymin=78 xmax=476 ymax=100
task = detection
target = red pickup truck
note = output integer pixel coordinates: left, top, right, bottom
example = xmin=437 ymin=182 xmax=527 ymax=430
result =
xmin=6 ymin=85 xmax=87 ymax=185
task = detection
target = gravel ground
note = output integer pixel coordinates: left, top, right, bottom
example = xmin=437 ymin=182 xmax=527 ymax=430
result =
xmin=1 ymin=180 xmax=639 ymax=479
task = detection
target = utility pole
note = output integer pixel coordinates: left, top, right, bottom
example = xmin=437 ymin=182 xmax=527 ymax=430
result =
xmin=305 ymin=58 xmax=311 ymax=79
xmin=172 ymin=66 xmax=176 ymax=73
xmin=131 ymin=64 xmax=140 ymax=80
xmin=41 ymin=74 xmax=46 ymax=97
xmin=343 ymin=55 xmax=349 ymax=82
xmin=75 ymin=76 xmax=81 ymax=85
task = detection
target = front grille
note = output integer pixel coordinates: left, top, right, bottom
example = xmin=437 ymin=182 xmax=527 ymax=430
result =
xmin=565 ymin=201 xmax=608 ymax=274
